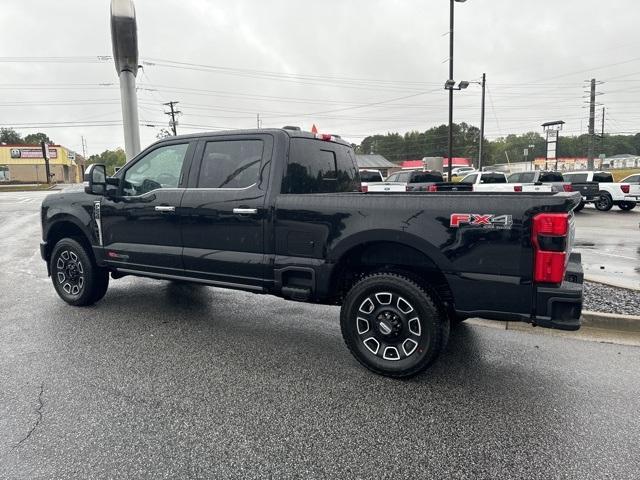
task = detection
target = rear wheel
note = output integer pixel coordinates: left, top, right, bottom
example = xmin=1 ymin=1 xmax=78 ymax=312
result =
xmin=50 ymin=238 xmax=109 ymax=306
xmin=340 ymin=273 xmax=449 ymax=378
xmin=618 ymin=201 xmax=636 ymax=211
xmin=573 ymin=201 xmax=585 ymax=212
xmin=594 ymin=193 xmax=613 ymax=211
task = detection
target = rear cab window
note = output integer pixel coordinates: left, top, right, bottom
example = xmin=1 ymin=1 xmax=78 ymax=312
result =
xmin=539 ymin=172 xmax=564 ymax=182
xmin=359 ymin=170 xmax=383 ymax=182
xmin=480 ymin=173 xmax=506 ymax=184
xmin=410 ymin=171 xmax=443 ymax=183
xmin=563 ymin=173 xmax=588 ymax=182
xmin=282 ymin=138 xmax=359 ymax=194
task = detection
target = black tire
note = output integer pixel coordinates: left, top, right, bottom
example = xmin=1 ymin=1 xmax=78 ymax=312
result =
xmin=618 ymin=201 xmax=636 ymax=211
xmin=340 ymin=273 xmax=449 ymax=378
xmin=573 ymin=201 xmax=585 ymax=212
xmin=594 ymin=193 xmax=613 ymax=211
xmin=49 ymin=238 xmax=109 ymax=306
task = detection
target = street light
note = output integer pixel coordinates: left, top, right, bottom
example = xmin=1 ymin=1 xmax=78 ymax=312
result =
xmin=446 ymin=0 xmax=468 ymax=179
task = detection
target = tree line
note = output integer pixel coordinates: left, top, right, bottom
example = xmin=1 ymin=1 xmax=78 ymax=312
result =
xmin=355 ymin=123 xmax=640 ymax=166
xmin=0 ymin=128 xmax=53 ymax=146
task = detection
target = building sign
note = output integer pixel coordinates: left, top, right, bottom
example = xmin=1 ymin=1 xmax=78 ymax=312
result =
xmin=10 ymin=148 xmax=58 ymax=159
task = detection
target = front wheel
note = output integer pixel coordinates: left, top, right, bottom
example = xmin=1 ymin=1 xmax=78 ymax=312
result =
xmin=50 ymin=238 xmax=109 ymax=306
xmin=594 ymin=193 xmax=613 ymax=211
xmin=618 ymin=201 xmax=636 ymax=211
xmin=340 ymin=273 xmax=449 ymax=378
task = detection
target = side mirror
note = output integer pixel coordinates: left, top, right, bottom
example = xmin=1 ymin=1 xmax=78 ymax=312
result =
xmin=84 ymin=164 xmax=107 ymax=195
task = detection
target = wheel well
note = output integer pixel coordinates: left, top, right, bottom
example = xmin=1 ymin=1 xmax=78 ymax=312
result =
xmin=45 ymin=221 xmax=92 ymax=261
xmin=330 ymin=241 xmax=454 ymax=311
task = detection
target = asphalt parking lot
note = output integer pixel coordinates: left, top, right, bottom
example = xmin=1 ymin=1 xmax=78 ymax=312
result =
xmin=1 ymin=189 xmax=639 ymax=479
xmin=573 ymin=205 xmax=640 ymax=290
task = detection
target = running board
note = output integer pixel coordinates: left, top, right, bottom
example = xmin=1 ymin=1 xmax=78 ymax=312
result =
xmin=281 ymin=286 xmax=311 ymax=301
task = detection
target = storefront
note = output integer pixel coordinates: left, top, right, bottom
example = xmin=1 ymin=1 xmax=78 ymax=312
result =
xmin=0 ymin=144 xmax=84 ymax=183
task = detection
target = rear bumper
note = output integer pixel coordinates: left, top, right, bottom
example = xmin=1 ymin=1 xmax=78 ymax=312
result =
xmin=623 ymin=195 xmax=639 ymax=202
xmin=531 ymin=252 xmax=583 ymax=331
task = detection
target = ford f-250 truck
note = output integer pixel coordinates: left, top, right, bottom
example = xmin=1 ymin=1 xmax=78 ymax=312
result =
xmin=40 ymin=128 xmax=584 ymax=378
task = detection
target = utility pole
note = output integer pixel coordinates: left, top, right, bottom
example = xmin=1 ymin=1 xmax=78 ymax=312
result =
xmin=164 ymin=101 xmax=181 ymax=136
xmin=587 ymin=78 xmax=596 ymax=170
xmin=81 ymin=135 xmax=87 ymax=158
xmin=257 ymin=113 xmax=261 ymax=129
xmin=478 ymin=72 xmax=486 ymax=170
xmin=600 ymin=107 xmax=605 ymax=154
xmin=447 ymin=0 xmax=455 ymax=179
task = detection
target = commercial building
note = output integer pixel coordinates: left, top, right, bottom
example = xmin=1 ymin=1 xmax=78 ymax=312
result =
xmin=0 ymin=144 xmax=85 ymax=183
xmin=355 ymin=154 xmax=397 ymax=177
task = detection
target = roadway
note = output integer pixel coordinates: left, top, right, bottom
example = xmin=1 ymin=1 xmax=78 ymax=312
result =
xmin=0 ymin=189 xmax=638 ymax=479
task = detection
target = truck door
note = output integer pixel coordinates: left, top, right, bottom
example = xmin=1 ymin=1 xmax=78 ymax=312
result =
xmin=100 ymin=141 xmax=195 ymax=274
xmin=179 ymin=134 xmax=273 ymax=290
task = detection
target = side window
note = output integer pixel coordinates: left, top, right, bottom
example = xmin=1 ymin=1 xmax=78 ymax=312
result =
xmin=198 ymin=140 xmax=263 ymax=188
xmin=520 ymin=172 xmax=536 ymax=183
xmin=123 ymin=143 xmax=188 ymax=196
xmin=282 ymin=139 xmax=358 ymax=194
xmin=627 ymin=175 xmax=640 ymax=183
xmin=387 ymin=173 xmax=398 ymax=182
xmin=507 ymin=173 xmax=520 ymax=183
xmin=462 ymin=174 xmax=477 ymax=184
xmin=593 ymin=172 xmax=613 ymax=183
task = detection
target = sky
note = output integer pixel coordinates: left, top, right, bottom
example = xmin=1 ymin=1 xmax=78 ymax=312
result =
xmin=1 ymin=0 xmax=639 ymax=156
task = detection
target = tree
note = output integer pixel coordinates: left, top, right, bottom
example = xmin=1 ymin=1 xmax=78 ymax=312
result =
xmin=156 ymin=128 xmax=172 ymax=140
xmin=87 ymin=148 xmax=126 ymax=175
xmin=0 ymin=128 xmax=24 ymax=144
xmin=24 ymin=132 xmax=54 ymax=145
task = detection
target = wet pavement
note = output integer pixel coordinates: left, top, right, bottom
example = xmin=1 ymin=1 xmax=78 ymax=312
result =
xmin=573 ymin=205 xmax=640 ymax=290
xmin=1 ymin=189 xmax=639 ymax=479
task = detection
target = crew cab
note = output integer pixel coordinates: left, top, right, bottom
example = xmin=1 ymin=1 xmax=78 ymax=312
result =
xmin=459 ymin=171 xmax=553 ymax=193
xmin=40 ymin=129 xmax=584 ymax=378
xmin=385 ymin=169 xmax=444 ymax=191
xmin=560 ymin=172 xmax=600 ymax=211
xmin=507 ymin=170 xmax=572 ymax=193
xmin=563 ymin=170 xmax=637 ymax=211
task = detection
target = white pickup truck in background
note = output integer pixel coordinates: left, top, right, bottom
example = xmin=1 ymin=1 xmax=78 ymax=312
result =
xmin=459 ymin=172 xmax=553 ymax=192
xmin=563 ymin=171 xmax=638 ymax=211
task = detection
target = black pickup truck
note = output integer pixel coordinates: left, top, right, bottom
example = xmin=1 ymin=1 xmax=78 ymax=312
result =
xmin=40 ymin=128 xmax=583 ymax=378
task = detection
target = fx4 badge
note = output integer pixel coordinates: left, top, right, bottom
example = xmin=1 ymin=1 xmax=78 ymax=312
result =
xmin=450 ymin=213 xmax=513 ymax=229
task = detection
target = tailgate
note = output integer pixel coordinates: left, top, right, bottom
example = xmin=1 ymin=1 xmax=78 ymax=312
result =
xmin=573 ymin=182 xmax=599 ymax=198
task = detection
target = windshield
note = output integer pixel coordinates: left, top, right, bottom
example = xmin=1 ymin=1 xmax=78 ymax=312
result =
xmin=411 ymin=172 xmax=443 ymax=183
xmin=480 ymin=173 xmax=506 ymax=184
xmin=593 ymin=172 xmax=613 ymax=183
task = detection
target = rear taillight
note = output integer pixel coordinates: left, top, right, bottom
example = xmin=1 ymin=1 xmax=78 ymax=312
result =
xmin=563 ymin=184 xmax=573 ymax=192
xmin=428 ymin=184 xmax=438 ymax=192
xmin=513 ymin=185 xmax=523 ymax=192
xmin=532 ymin=213 xmax=569 ymax=284
xmin=621 ymin=184 xmax=630 ymax=194
xmin=359 ymin=185 xmax=368 ymax=193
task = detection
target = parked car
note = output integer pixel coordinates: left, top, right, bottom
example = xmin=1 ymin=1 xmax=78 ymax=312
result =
xmin=562 ymin=171 xmax=638 ymax=211
xmin=459 ymin=172 xmax=553 ymax=192
xmin=507 ymin=170 xmax=572 ymax=193
xmin=40 ymin=128 xmax=583 ymax=378
xmin=450 ymin=166 xmax=476 ymax=178
xmin=620 ymin=173 xmax=640 ymax=185
xmin=385 ymin=169 xmax=445 ymax=191
xmin=560 ymin=172 xmax=600 ymax=211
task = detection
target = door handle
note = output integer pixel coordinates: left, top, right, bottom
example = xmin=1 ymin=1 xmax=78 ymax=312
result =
xmin=233 ymin=208 xmax=258 ymax=215
xmin=155 ymin=205 xmax=176 ymax=213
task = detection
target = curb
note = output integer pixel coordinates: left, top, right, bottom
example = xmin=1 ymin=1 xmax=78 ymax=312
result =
xmin=581 ymin=310 xmax=640 ymax=333
xmin=585 ymin=275 xmax=640 ymax=292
